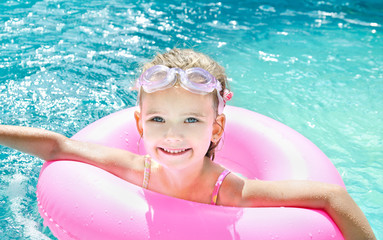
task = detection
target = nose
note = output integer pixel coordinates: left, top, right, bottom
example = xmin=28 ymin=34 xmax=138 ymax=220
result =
xmin=164 ymin=124 xmax=183 ymax=143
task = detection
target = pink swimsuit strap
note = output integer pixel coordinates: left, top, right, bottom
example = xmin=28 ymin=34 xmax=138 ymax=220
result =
xmin=211 ymin=169 xmax=231 ymax=205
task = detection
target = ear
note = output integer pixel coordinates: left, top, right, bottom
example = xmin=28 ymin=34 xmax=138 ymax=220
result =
xmin=134 ymin=110 xmax=143 ymax=137
xmin=211 ymin=113 xmax=226 ymax=143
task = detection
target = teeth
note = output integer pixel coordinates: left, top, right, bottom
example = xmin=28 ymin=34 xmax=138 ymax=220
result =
xmin=162 ymin=148 xmax=187 ymax=154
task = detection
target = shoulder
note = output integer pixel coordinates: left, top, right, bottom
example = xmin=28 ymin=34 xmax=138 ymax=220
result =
xmin=215 ymin=172 xmax=246 ymax=207
xmin=105 ymin=149 xmax=147 ymax=185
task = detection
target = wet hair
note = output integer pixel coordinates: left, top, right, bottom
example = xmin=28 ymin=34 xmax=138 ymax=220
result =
xmin=139 ymin=48 xmax=230 ymax=161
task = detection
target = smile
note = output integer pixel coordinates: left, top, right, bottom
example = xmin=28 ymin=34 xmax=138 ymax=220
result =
xmin=160 ymin=147 xmax=190 ymax=154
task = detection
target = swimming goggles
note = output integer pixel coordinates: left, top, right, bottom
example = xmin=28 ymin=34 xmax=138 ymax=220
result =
xmin=137 ymin=65 xmax=226 ymax=114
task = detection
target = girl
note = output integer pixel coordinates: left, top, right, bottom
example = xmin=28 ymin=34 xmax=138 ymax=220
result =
xmin=0 ymin=49 xmax=376 ymax=240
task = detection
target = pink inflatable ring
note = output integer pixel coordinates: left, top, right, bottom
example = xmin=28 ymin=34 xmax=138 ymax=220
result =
xmin=36 ymin=106 xmax=345 ymax=240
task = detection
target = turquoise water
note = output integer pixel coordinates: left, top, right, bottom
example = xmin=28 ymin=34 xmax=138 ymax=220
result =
xmin=0 ymin=0 xmax=382 ymax=239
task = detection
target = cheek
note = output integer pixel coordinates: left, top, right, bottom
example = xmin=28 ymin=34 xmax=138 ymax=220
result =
xmin=188 ymin=124 xmax=214 ymax=150
xmin=142 ymin=128 xmax=160 ymax=156
xmin=142 ymin=123 xmax=162 ymax=143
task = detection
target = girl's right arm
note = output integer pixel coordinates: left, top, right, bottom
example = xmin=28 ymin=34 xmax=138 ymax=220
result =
xmin=0 ymin=125 xmax=145 ymax=186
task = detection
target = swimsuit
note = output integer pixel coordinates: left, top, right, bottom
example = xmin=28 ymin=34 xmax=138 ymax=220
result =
xmin=211 ymin=169 xmax=231 ymax=205
xmin=142 ymin=155 xmax=151 ymax=189
xmin=142 ymin=156 xmax=231 ymax=205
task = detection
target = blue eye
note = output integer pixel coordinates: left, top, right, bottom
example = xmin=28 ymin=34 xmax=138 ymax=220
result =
xmin=152 ymin=116 xmax=164 ymax=123
xmin=185 ymin=117 xmax=198 ymax=123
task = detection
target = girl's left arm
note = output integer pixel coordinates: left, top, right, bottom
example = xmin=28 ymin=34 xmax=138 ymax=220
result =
xmin=239 ymin=180 xmax=376 ymax=240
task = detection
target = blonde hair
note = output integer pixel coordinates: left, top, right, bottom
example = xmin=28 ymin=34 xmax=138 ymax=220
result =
xmin=139 ymin=48 xmax=230 ymax=160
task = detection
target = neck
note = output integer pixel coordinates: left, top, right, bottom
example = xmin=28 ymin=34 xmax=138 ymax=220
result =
xmin=158 ymin=157 xmax=212 ymax=198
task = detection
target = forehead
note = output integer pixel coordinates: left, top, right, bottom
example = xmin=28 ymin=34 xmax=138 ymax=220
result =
xmin=140 ymin=86 xmax=215 ymax=115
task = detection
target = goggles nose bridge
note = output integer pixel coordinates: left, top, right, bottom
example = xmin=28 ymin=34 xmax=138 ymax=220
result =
xmin=169 ymin=67 xmax=186 ymax=82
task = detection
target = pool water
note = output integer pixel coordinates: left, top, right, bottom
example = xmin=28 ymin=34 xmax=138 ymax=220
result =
xmin=1 ymin=0 xmax=382 ymax=239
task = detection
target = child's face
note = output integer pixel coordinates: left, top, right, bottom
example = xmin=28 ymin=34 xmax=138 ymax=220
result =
xmin=135 ymin=86 xmax=224 ymax=170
